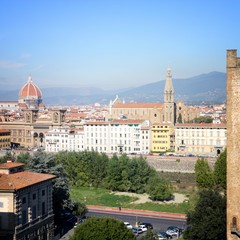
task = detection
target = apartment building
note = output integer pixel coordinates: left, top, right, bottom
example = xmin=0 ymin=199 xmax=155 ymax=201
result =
xmin=0 ymin=130 xmax=11 ymax=149
xmin=45 ymin=127 xmax=84 ymax=153
xmin=84 ymin=120 xmax=151 ymax=155
xmin=151 ymin=124 xmax=174 ymax=153
xmin=175 ymin=123 xmax=226 ymax=156
xmin=0 ymin=162 xmax=56 ymax=240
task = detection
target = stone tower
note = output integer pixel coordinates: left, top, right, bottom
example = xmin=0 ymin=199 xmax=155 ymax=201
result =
xmin=163 ymin=66 xmax=175 ymax=124
xmin=227 ymin=49 xmax=240 ymax=239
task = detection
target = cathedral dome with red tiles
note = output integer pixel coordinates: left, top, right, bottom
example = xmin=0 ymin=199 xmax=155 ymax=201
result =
xmin=18 ymin=76 xmax=43 ymax=109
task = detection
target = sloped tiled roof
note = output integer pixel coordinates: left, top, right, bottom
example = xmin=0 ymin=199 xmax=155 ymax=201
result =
xmin=113 ymin=103 xmax=163 ymax=109
xmin=0 ymin=171 xmax=56 ymax=191
xmin=0 ymin=162 xmax=24 ymax=169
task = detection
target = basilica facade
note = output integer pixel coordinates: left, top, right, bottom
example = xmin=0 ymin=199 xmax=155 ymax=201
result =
xmin=109 ymin=66 xmax=200 ymax=125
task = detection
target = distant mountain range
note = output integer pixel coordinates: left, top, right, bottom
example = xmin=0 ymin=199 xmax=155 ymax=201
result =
xmin=0 ymin=71 xmax=226 ymax=105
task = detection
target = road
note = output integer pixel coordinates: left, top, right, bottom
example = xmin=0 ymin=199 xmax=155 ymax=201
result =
xmin=60 ymin=209 xmax=186 ymax=239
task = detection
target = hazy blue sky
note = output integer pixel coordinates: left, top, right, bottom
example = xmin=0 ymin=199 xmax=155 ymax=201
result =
xmin=0 ymin=0 xmax=239 ymax=90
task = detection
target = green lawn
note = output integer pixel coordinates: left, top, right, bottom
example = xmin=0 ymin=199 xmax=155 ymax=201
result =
xmin=70 ymin=186 xmax=189 ymax=214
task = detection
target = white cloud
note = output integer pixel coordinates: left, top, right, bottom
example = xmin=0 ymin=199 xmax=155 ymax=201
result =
xmin=0 ymin=60 xmax=25 ymax=69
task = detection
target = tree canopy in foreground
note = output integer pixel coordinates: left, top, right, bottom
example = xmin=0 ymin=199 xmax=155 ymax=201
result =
xmin=183 ymin=189 xmax=226 ymax=240
xmin=70 ymin=216 xmax=136 ymax=240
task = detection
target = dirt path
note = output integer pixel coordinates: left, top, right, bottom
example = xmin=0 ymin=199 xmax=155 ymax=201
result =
xmin=113 ymin=192 xmax=188 ymax=204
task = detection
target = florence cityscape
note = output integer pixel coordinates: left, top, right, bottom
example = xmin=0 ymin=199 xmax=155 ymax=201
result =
xmin=0 ymin=1 xmax=240 ymax=240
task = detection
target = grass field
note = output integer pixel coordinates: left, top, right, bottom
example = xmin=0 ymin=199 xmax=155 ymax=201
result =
xmin=70 ymin=186 xmax=190 ymax=214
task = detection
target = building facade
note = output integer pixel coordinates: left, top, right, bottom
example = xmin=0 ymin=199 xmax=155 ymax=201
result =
xmin=151 ymin=123 xmax=175 ymax=153
xmin=45 ymin=127 xmax=84 ymax=153
xmin=175 ymin=123 xmax=226 ymax=156
xmin=0 ymin=162 xmax=56 ymax=240
xmin=0 ymin=130 xmax=11 ymax=149
xmin=109 ymin=66 xmax=200 ymax=125
xmin=226 ymin=49 xmax=240 ymax=239
xmin=109 ymin=67 xmax=176 ymax=125
xmin=45 ymin=120 xmax=151 ymax=155
xmin=83 ymin=120 xmax=150 ymax=155
xmin=0 ymin=109 xmax=66 ymax=148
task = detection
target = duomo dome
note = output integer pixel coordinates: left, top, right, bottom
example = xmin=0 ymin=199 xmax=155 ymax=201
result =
xmin=18 ymin=76 xmax=44 ymax=109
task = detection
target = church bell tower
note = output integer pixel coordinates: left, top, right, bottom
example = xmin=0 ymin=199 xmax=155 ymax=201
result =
xmin=163 ymin=66 xmax=175 ymax=124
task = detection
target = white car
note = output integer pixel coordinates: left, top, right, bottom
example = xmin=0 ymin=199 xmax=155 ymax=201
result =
xmin=138 ymin=224 xmax=147 ymax=232
xmin=124 ymin=222 xmax=133 ymax=229
xmin=166 ymin=229 xmax=178 ymax=237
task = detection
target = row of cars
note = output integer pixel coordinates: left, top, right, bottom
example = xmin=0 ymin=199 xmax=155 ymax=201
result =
xmin=124 ymin=221 xmax=183 ymax=239
xmin=124 ymin=222 xmax=153 ymax=235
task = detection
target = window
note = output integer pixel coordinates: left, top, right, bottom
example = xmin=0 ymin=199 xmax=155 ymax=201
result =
xmin=32 ymin=205 xmax=37 ymax=220
xmin=42 ymin=202 xmax=46 ymax=215
xmin=22 ymin=210 xmax=27 ymax=224
xmin=33 ymin=193 xmax=36 ymax=200
xmin=42 ymin=190 xmax=45 ymax=196
xmin=22 ymin=197 xmax=26 ymax=204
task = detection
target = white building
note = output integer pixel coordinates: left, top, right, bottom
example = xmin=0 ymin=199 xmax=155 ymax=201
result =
xmin=45 ymin=120 xmax=150 ymax=154
xmin=84 ymin=119 xmax=150 ymax=155
xmin=175 ymin=123 xmax=226 ymax=157
xmin=45 ymin=127 xmax=84 ymax=152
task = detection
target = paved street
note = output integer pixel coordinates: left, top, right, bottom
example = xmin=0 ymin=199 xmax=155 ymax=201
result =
xmin=60 ymin=205 xmax=186 ymax=239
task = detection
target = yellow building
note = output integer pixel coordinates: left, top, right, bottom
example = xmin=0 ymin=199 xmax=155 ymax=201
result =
xmin=0 ymin=130 xmax=11 ymax=149
xmin=151 ymin=123 xmax=174 ymax=153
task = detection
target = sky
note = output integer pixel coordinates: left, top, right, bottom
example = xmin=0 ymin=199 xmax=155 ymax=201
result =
xmin=0 ymin=0 xmax=240 ymax=90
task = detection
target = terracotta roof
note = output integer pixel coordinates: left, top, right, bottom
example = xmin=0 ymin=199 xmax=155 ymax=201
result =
xmin=0 ymin=171 xmax=56 ymax=191
xmin=113 ymin=103 xmax=163 ymax=109
xmin=175 ymin=123 xmax=226 ymax=128
xmin=112 ymin=119 xmax=143 ymax=124
xmin=19 ymin=76 xmax=42 ymax=99
xmin=0 ymin=129 xmax=11 ymax=133
xmin=85 ymin=119 xmax=144 ymax=125
xmin=0 ymin=162 xmax=24 ymax=169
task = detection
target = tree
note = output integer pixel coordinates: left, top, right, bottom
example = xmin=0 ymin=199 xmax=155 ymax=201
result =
xmin=70 ymin=216 xmax=136 ymax=240
xmin=55 ymin=150 xmax=109 ymax=188
xmin=177 ymin=113 xmax=183 ymax=123
xmin=16 ymin=151 xmax=31 ymax=164
xmin=0 ymin=150 xmax=14 ymax=163
xmin=140 ymin=228 xmax=158 ymax=240
xmin=183 ymin=189 xmax=226 ymax=240
xmin=146 ymin=174 xmax=173 ymax=201
xmin=24 ymin=152 xmax=82 ymax=225
xmin=213 ymin=149 xmax=226 ymax=190
xmin=191 ymin=116 xmax=213 ymax=123
xmin=194 ymin=158 xmax=214 ymax=189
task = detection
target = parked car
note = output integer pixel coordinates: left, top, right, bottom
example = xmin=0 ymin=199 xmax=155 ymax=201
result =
xmin=74 ymin=216 xmax=89 ymax=228
xmin=166 ymin=226 xmax=183 ymax=237
xmin=132 ymin=227 xmax=143 ymax=234
xmin=124 ymin=222 xmax=133 ymax=229
xmin=158 ymin=231 xmax=172 ymax=239
xmin=139 ymin=222 xmax=153 ymax=229
xmin=138 ymin=224 xmax=148 ymax=232
xmin=165 ymin=229 xmax=178 ymax=237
